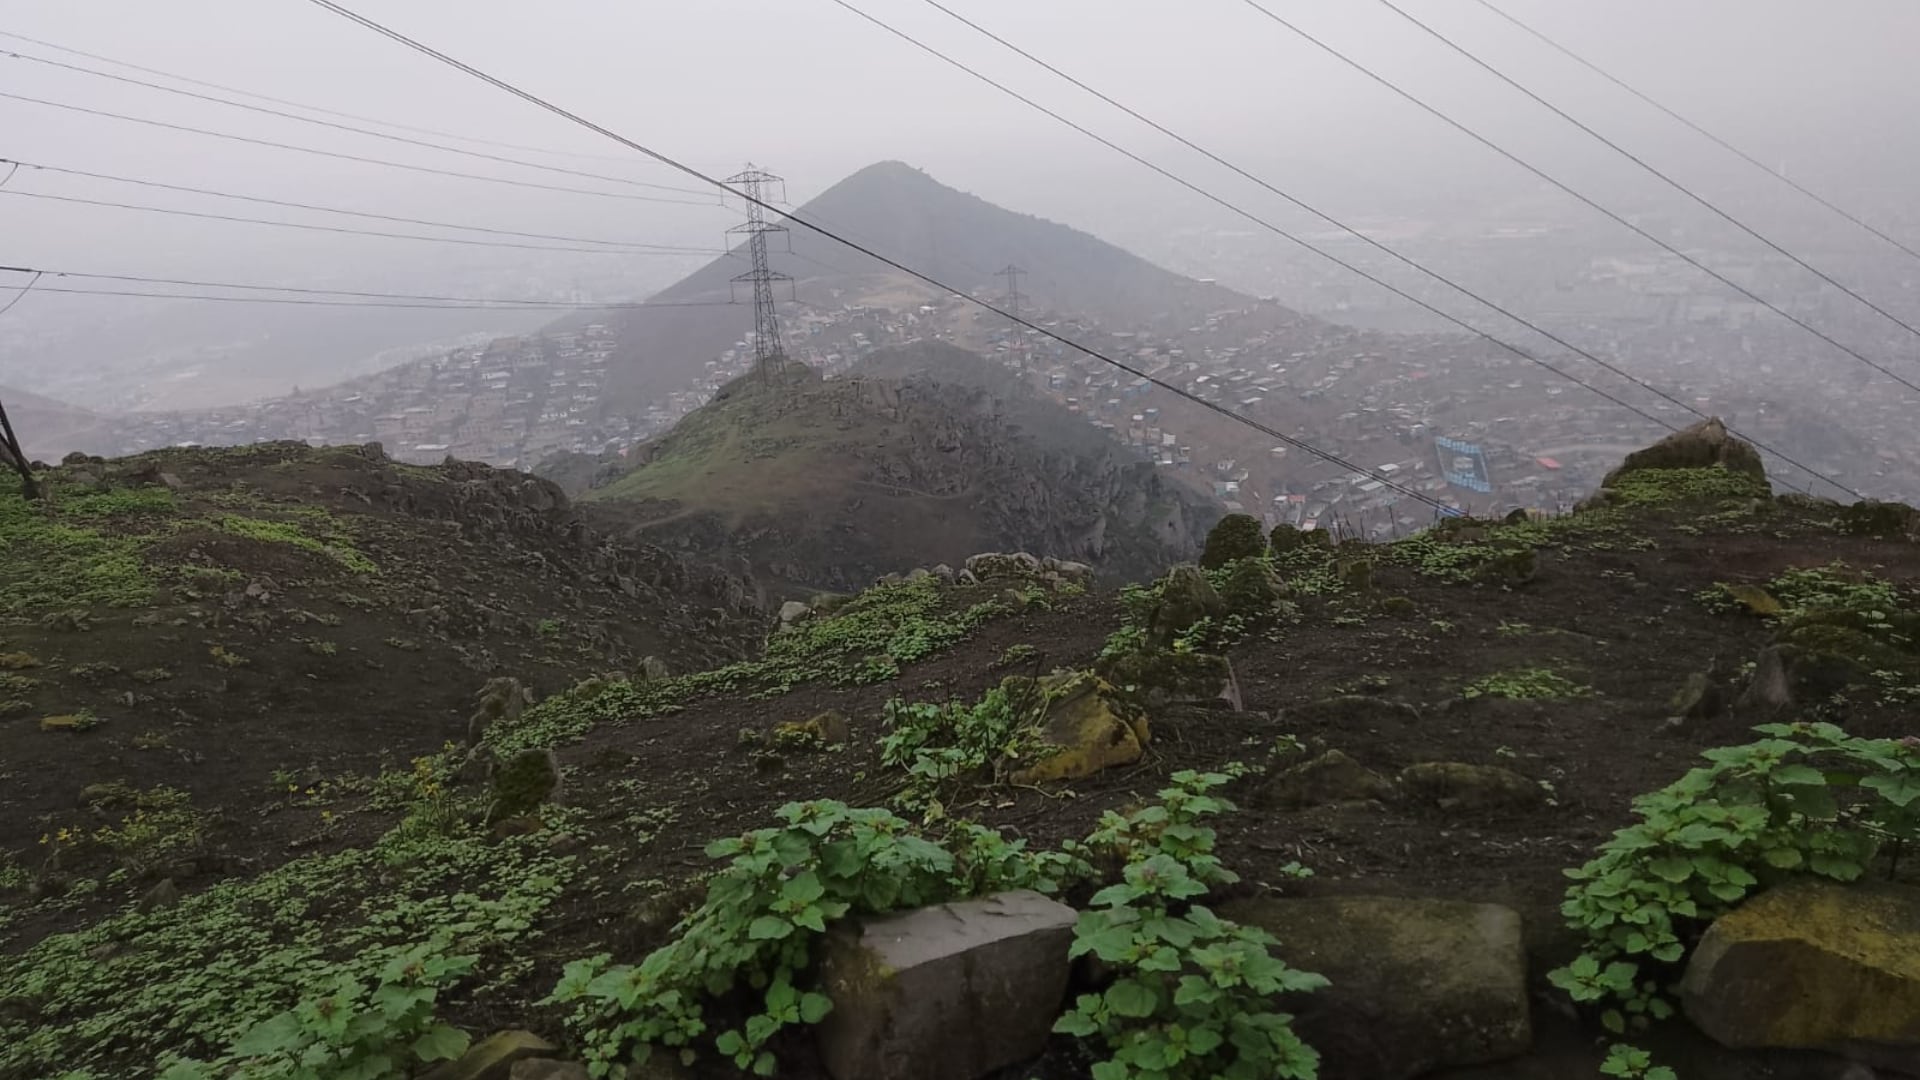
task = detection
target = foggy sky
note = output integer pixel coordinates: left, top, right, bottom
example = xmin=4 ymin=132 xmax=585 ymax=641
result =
xmin=4 ymin=0 xmax=1920 ymax=401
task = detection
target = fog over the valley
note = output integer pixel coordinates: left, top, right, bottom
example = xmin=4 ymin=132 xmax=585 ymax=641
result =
xmin=3 ymin=0 xmax=1918 ymax=412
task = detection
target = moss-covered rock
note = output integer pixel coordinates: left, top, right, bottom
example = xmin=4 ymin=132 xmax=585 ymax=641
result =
xmin=1200 ymin=513 xmax=1266 ymax=570
xmin=1680 ymin=881 xmax=1920 ymax=1072
xmin=1668 ymin=671 xmax=1727 ymax=721
xmin=772 ymin=709 xmax=850 ymax=749
xmin=1379 ymin=595 xmax=1417 ymax=619
xmin=1215 ymin=557 xmax=1290 ymax=617
xmin=1223 ymin=895 xmax=1530 ymax=1080
xmin=1336 ymin=558 xmax=1375 ymax=591
xmin=486 ymin=749 xmax=561 ymax=825
xmin=1270 ymin=523 xmax=1332 ymax=554
xmin=1259 ymin=750 xmax=1394 ymax=809
xmin=1147 ymin=565 xmax=1226 ymax=645
xmin=1602 ymin=417 xmax=1766 ymax=488
xmin=1838 ymin=500 xmax=1920 ymax=539
xmin=1006 ymin=670 xmax=1150 ymax=784
xmin=1398 ymin=762 xmax=1541 ymax=811
xmin=1722 ymin=584 xmax=1783 ymax=616
xmin=1472 ymin=548 xmax=1536 ymax=588
xmin=1097 ymin=646 xmax=1233 ymax=705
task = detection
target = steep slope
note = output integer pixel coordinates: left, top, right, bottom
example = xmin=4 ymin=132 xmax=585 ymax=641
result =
xmin=0 ymin=384 xmax=114 ymax=460
xmin=566 ymin=342 xmax=1219 ymax=596
xmin=588 ymin=161 xmax=1319 ymax=410
xmin=11 ymin=428 xmax=1920 ymax=1079
xmin=0 ymin=442 xmax=762 ymax=892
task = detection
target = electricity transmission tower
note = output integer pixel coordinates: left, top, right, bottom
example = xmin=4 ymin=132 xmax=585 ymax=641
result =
xmin=996 ymin=263 xmax=1027 ymax=369
xmin=0 ymin=394 xmax=39 ymax=500
xmin=725 ymin=165 xmax=792 ymax=373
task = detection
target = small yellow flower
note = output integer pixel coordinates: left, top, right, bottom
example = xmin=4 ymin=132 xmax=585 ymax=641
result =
xmin=287 ymin=783 xmax=298 ymax=793
xmin=55 ymin=827 xmax=74 ymax=843
xmin=38 ymin=832 xmax=49 ymax=845
xmin=304 ymin=787 xmax=316 ymax=797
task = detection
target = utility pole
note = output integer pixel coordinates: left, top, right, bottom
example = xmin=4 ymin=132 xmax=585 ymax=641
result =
xmin=725 ymin=165 xmax=791 ymax=374
xmin=997 ymin=264 xmax=1027 ymax=371
xmin=0 ymin=394 xmax=39 ymax=500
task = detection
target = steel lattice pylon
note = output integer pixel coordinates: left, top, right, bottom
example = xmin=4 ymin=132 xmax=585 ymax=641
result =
xmin=725 ymin=165 xmax=792 ymax=373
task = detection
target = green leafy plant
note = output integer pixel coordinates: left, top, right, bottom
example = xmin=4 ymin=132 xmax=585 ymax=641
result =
xmin=162 ymin=938 xmax=476 ymax=1079
xmin=1598 ymin=1043 xmax=1677 ymax=1080
xmin=878 ymin=681 xmax=1054 ymax=808
xmin=545 ymin=800 xmax=1073 ymax=1077
xmin=1552 ymin=722 xmax=1920 ymax=1035
xmin=1058 ymin=770 xmax=1323 ymax=1080
xmin=1462 ymin=668 xmax=1593 ymax=701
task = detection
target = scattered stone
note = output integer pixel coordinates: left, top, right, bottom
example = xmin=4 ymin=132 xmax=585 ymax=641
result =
xmin=1099 ymin=646 xmax=1239 ymax=710
xmin=1147 ymin=565 xmax=1227 ymax=645
xmin=138 ymin=878 xmax=180 ymax=913
xmin=39 ymin=714 xmax=98 ymax=734
xmin=157 ymin=471 xmax=184 ymax=491
xmin=1379 ymin=595 xmax=1418 ymax=619
xmin=420 ymin=1030 xmax=558 ymax=1080
xmin=1259 ymin=749 xmax=1394 ymax=809
xmin=1006 ymin=670 xmax=1150 ymax=784
xmin=0 ymin=652 xmax=40 ymax=670
xmin=1051 ymin=559 xmax=1093 ymax=580
xmin=1738 ymin=643 xmax=1858 ymax=714
xmin=964 ymin=552 xmax=1042 ymax=582
xmin=467 ymin=677 xmax=534 ymax=746
xmin=78 ymin=783 xmax=130 ymax=808
xmin=1602 ymin=417 xmax=1767 ymax=487
xmin=1398 ymin=762 xmax=1542 ymax=812
xmin=1474 ymin=548 xmax=1537 ymax=587
xmin=817 ymin=890 xmax=1076 ymax=1080
xmin=929 ymin=563 xmax=956 ymax=584
xmin=486 ymin=749 xmax=561 ymax=824
xmin=1681 ymin=881 xmax=1920 ymax=1075
xmin=773 ymin=709 xmax=850 ymax=748
xmin=1200 ymin=513 xmax=1267 ymax=570
xmin=635 ymin=655 xmax=671 ymax=681
xmin=1224 ymin=895 xmax=1530 ymax=1080
xmin=778 ymin=600 xmax=813 ymax=626
xmin=38 ymin=609 xmax=92 ymax=632
xmin=904 ymin=567 xmax=931 ymax=583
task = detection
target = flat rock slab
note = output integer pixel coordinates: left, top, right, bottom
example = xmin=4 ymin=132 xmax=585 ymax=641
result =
xmin=1224 ymin=895 xmax=1531 ymax=1080
xmin=1682 ymin=881 xmax=1920 ymax=1075
xmin=817 ymin=889 xmax=1077 ymax=1080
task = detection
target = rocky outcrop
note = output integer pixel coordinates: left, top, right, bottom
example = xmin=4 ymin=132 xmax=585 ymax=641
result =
xmin=1259 ymin=749 xmax=1394 ymax=809
xmin=1601 ymin=417 xmax=1767 ymax=488
xmin=1680 ymin=881 xmax=1920 ymax=1073
xmin=1147 ymin=566 xmax=1227 ymax=645
xmin=1224 ymin=895 xmax=1531 ymax=1080
xmin=816 ymin=890 xmax=1077 ymax=1080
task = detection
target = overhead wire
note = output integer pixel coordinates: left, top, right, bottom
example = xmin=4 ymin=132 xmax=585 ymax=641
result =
xmin=1236 ymin=0 xmax=1920 ymax=401
xmin=0 ymin=264 xmax=749 ymax=310
xmin=0 ymin=27 xmax=715 ymax=170
xmin=0 ymin=90 xmax=727 ymax=207
xmin=2 ymin=48 xmax=718 ymax=199
xmin=0 ymin=270 xmax=42 ymax=319
xmin=1373 ymin=0 xmax=1920 ymax=345
xmin=834 ymin=0 xmax=1844 ymax=496
xmin=294 ymin=0 xmax=1482 ymax=513
xmin=1471 ymin=0 xmax=1920 ymax=268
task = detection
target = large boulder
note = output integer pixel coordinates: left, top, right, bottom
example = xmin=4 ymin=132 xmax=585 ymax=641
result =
xmin=1200 ymin=513 xmax=1267 ymax=569
xmin=1601 ymin=417 xmax=1766 ymax=488
xmin=1007 ymin=671 xmax=1150 ymax=784
xmin=1096 ymin=647 xmax=1240 ymax=711
xmin=486 ymin=749 xmax=561 ymax=824
xmin=1224 ymin=896 xmax=1531 ymax=1080
xmin=965 ymin=552 xmax=1041 ymax=583
xmin=1216 ymin=557 xmax=1291 ymax=617
xmin=816 ymin=890 xmax=1076 ymax=1080
xmin=1147 ymin=565 xmax=1227 ymax=645
xmin=1680 ymin=881 xmax=1920 ymax=1073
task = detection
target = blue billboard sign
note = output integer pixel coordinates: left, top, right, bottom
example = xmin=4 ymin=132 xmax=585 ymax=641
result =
xmin=1434 ymin=435 xmax=1493 ymax=494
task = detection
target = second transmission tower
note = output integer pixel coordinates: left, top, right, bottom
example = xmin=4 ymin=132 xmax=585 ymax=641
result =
xmin=997 ymin=263 xmax=1028 ymax=370
xmin=726 ymin=165 xmax=792 ymax=373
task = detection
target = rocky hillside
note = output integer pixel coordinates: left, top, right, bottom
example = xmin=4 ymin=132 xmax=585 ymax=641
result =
xmin=0 ymin=441 xmax=761 ymax=915
xmin=7 ymin=421 xmax=1920 ymax=1080
xmin=551 ymin=343 xmax=1220 ymax=599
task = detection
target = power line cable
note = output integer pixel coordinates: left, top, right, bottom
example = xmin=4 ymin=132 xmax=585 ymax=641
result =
xmin=0 ymin=160 xmax=725 ymax=253
xmin=22 ymin=286 xmax=741 ymax=310
xmin=293 ymin=0 xmax=1495 ymax=514
xmin=2 ymin=48 xmax=718 ymax=199
xmin=1373 ymin=0 xmax=1920 ymax=345
xmin=832 ymin=0 xmax=1841 ymax=496
xmin=0 ymin=27 xmax=716 ymax=171
xmin=1237 ymin=0 xmax=1920 ymax=400
xmin=0 ymin=90 xmax=727 ymax=207
xmin=1472 ymin=0 xmax=1920 ymax=269
xmin=0 ymin=264 xmax=747 ymax=310
xmin=0 ymin=269 xmax=42 ymax=319
xmin=0 ymin=189 xmax=722 ymax=257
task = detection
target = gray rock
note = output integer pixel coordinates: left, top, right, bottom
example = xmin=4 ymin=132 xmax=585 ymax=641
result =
xmin=929 ymin=564 xmax=956 ymax=583
xmin=1260 ymin=749 xmax=1393 ymax=809
xmin=1680 ymin=881 xmax=1920 ymax=1075
xmin=486 ymin=750 xmax=561 ymax=824
xmin=778 ymin=600 xmax=812 ymax=625
xmin=817 ymin=890 xmax=1076 ymax=1080
xmin=1224 ymin=895 xmax=1531 ymax=1080
xmin=419 ymin=1031 xmax=557 ymax=1080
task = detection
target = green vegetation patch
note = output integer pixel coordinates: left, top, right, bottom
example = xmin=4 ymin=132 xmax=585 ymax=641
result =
xmin=0 ymin=825 xmax=574 ymax=1077
xmin=1602 ymin=465 xmax=1771 ymax=506
xmin=209 ymin=514 xmax=378 ymax=575
xmin=0 ymin=488 xmax=162 ymax=613
xmin=1462 ymin=668 xmax=1595 ymax=701
xmin=487 ymin=577 xmax=1013 ymax=755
